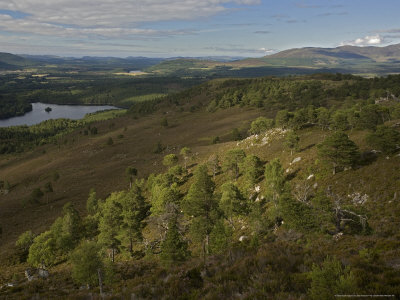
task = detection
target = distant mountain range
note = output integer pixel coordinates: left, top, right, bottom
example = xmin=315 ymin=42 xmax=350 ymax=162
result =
xmin=234 ymin=43 xmax=400 ymax=68
xmin=2 ymin=43 xmax=400 ymax=75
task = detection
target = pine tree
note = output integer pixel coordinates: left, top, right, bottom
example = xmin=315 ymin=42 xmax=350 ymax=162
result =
xmin=207 ymin=154 xmax=221 ymax=179
xmin=98 ymin=192 xmax=123 ymax=262
xmin=332 ymin=110 xmax=350 ymax=131
xmin=249 ymin=117 xmax=274 ymax=134
xmin=264 ymin=158 xmax=285 ymax=206
xmin=161 ymin=117 xmax=168 ymax=127
xmin=70 ymin=241 xmax=104 ymax=288
xmin=15 ymin=231 xmax=35 ymax=262
xmin=209 ymin=219 xmax=233 ymax=255
xmin=309 ymin=256 xmax=357 ymax=300
xmin=231 ymin=128 xmax=242 ymax=141
xmin=125 ymin=166 xmax=138 ymax=189
xmin=163 ymin=154 xmax=178 ymax=167
xmin=29 ymin=187 xmax=44 ymax=204
xmin=284 ymin=131 xmax=300 ymax=156
xmin=160 ymin=217 xmax=189 ymax=265
xmin=275 ymin=110 xmax=292 ymax=129
xmin=366 ymin=125 xmax=400 ymax=154
xmin=86 ymin=188 xmax=98 ymax=215
xmin=121 ymin=183 xmax=150 ymax=254
xmin=223 ymin=149 xmax=246 ymax=179
xmin=241 ymin=154 xmax=263 ymax=186
xmin=317 ymin=131 xmax=359 ymax=174
xmin=27 ymin=230 xmax=57 ymax=267
xmin=61 ymin=202 xmax=82 ymax=243
xmin=150 ymin=183 xmax=180 ymax=216
xmin=316 ymin=107 xmax=331 ymax=130
xmin=182 ymin=164 xmax=216 ymax=260
xmin=219 ymin=182 xmax=244 ymax=225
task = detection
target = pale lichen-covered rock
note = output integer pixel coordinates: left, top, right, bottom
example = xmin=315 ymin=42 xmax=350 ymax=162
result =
xmin=236 ymin=128 xmax=288 ymax=148
xmin=348 ymin=192 xmax=368 ymax=206
xmin=291 ymin=157 xmax=301 ymax=164
xmin=333 ymin=232 xmax=343 ymax=241
xmin=239 ymin=235 xmax=248 ymax=242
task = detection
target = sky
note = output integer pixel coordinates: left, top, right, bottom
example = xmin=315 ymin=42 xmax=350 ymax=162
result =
xmin=0 ymin=0 xmax=400 ymax=58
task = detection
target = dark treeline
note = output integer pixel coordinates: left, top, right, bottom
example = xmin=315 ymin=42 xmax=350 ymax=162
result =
xmin=0 ymin=94 xmax=32 ymax=119
xmin=0 ymin=74 xmax=203 ymax=119
xmin=0 ymin=119 xmax=84 ymax=154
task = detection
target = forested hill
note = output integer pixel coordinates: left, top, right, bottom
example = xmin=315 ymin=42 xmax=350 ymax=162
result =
xmin=1 ymin=73 xmax=400 ymax=298
xmin=128 ymin=73 xmax=400 ymax=117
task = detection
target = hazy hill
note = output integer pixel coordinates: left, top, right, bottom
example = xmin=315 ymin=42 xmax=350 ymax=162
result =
xmin=21 ymin=55 xmax=164 ymax=71
xmin=0 ymin=53 xmax=34 ymax=70
xmin=275 ymin=44 xmax=400 ymax=62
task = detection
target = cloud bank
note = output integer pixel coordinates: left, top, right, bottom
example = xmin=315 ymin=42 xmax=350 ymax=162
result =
xmin=0 ymin=0 xmax=260 ymax=38
xmin=340 ymin=34 xmax=386 ymax=47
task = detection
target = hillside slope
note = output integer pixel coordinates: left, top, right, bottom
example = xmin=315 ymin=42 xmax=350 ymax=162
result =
xmin=1 ymin=75 xmax=400 ymax=298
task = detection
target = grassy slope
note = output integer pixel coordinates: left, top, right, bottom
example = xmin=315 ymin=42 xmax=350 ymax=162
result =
xmin=1 ymin=107 xmax=400 ymax=297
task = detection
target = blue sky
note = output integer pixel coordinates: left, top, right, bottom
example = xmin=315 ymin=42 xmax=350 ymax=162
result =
xmin=0 ymin=0 xmax=399 ymax=57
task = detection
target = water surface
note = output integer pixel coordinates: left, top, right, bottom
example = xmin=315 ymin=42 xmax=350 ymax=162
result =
xmin=0 ymin=102 xmax=119 ymax=127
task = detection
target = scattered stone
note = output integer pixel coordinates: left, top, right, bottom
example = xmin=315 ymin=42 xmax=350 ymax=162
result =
xmin=38 ymin=268 xmax=49 ymax=279
xmin=236 ymin=128 xmax=288 ymax=148
xmin=286 ymin=168 xmax=292 ymax=173
xmin=292 ymin=157 xmax=301 ymax=164
xmin=239 ymin=235 xmax=248 ymax=242
xmin=386 ymin=156 xmax=390 ymax=160
xmin=254 ymin=185 xmax=260 ymax=193
xmin=307 ymin=174 xmax=314 ymax=180
xmin=25 ymin=269 xmax=36 ymax=282
xmin=348 ymin=192 xmax=369 ymax=206
xmin=333 ymin=232 xmax=343 ymax=241
xmin=313 ymin=182 xmax=318 ymax=189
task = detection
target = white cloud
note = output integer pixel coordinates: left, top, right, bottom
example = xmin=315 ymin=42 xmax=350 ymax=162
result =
xmin=258 ymin=47 xmax=275 ymax=54
xmin=340 ymin=34 xmax=386 ymax=47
